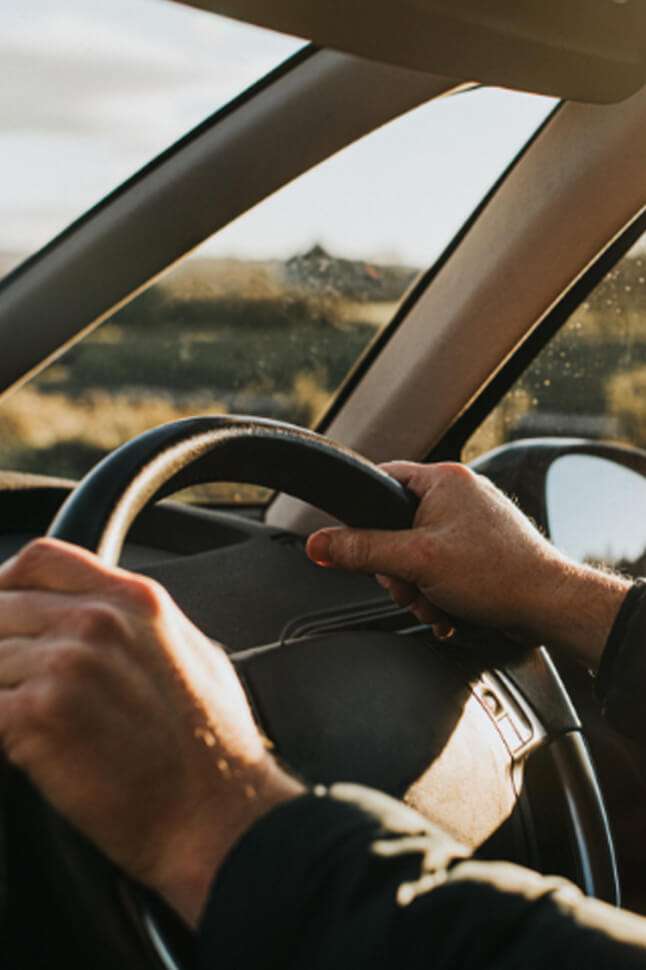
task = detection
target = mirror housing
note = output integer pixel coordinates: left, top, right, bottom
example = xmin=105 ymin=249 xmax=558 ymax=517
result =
xmin=471 ymin=438 xmax=646 ymax=574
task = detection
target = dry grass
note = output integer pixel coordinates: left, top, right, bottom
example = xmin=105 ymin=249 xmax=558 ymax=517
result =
xmin=606 ymin=365 xmax=646 ymax=449
xmin=0 ymin=386 xmax=229 ymax=453
xmin=288 ymin=369 xmax=333 ymax=426
xmin=0 ymin=382 xmax=328 ymax=503
xmin=462 ymin=388 xmax=532 ymax=464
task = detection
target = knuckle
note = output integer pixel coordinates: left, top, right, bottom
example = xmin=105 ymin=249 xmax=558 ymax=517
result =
xmin=70 ymin=602 xmax=127 ymax=642
xmin=438 ymin=462 xmax=475 ymax=486
xmin=13 ymin=537 xmax=57 ymax=581
xmin=17 ymin=679 xmax=63 ymax=728
xmin=4 ymin=677 xmax=74 ymax=764
xmin=43 ymin=642 xmax=89 ymax=681
xmin=119 ymin=574 xmax=167 ymax=617
xmin=342 ymin=532 xmax=373 ymax=571
xmin=414 ymin=531 xmax=436 ymax=565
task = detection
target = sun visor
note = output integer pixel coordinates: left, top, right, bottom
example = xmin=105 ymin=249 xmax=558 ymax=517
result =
xmin=173 ymin=0 xmax=646 ymax=104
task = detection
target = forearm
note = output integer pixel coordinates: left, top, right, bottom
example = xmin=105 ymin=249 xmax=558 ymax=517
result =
xmin=518 ymin=558 xmax=631 ymax=672
xmin=507 ymin=558 xmax=646 ymax=744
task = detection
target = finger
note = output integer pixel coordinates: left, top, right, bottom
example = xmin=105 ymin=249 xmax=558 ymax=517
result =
xmin=0 ymin=590 xmax=86 ymax=638
xmin=432 ymin=620 xmax=456 ymax=640
xmin=401 ymin=596 xmax=454 ymax=638
xmin=378 ymin=461 xmax=428 ymax=492
xmin=379 ymin=460 xmax=465 ymax=504
xmin=379 ymin=460 xmax=430 ymax=485
xmin=380 ymin=576 xmax=419 ymax=609
xmin=374 ymin=573 xmax=452 ymax=634
xmin=0 ymin=637 xmax=44 ymax=687
xmin=307 ymin=527 xmax=424 ymax=583
xmin=400 ymin=591 xmax=446 ymax=626
xmin=0 ymin=538 xmax=123 ymax=595
xmin=0 ymin=682 xmax=56 ymax=768
xmin=379 ymin=460 xmax=445 ymax=498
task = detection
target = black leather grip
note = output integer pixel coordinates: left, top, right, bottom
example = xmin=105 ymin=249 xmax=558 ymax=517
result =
xmin=48 ymin=416 xmax=418 ymax=564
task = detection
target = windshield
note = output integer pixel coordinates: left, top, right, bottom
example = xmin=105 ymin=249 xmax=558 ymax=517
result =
xmin=0 ymin=81 xmax=555 ymax=503
xmin=0 ymin=0 xmax=301 ymax=280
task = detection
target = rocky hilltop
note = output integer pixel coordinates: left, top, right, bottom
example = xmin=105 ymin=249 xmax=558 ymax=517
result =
xmin=154 ymin=245 xmax=418 ymax=304
xmin=283 ymin=244 xmax=418 ymax=301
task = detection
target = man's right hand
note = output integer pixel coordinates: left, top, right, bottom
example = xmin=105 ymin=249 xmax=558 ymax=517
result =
xmin=306 ymin=461 xmax=631 ymax=670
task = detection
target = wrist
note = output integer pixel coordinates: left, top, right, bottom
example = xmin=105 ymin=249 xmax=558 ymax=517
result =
xmin=151 ymin=758 xmax=305 ymax=928
xmin=526 ymin=558 xmax=631 ymax=670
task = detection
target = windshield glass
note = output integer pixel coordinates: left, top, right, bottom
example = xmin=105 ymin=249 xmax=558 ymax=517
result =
xmin=0 ymin=84 xmax=555 ymax=503
xmin=0 ymin=0 xmax=301 ymax=280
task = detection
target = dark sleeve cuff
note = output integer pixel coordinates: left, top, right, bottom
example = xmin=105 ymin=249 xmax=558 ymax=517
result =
xmin=196 ymin=783 xmax=646 ymax=970
xmin=595 ymin=580 xmax=646 ymax=740
xmin=197 ymin=783 xmax=466 ymax=970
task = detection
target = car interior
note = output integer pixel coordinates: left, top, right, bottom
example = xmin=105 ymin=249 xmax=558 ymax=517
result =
xmin=1 ymin=1 xmax=646 ymax=967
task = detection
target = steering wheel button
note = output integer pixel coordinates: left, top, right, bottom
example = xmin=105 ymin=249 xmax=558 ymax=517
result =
xmin=479 ymin=688 xmax=504 ymax=717
xmin=496 ymin=714 xmax=524 ymax=753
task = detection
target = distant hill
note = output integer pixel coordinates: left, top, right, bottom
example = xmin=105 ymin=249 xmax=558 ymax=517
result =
xmin=155 ymin=256 xmax=285 ymax=302
xmin=155 ymin=246 xmax=418 ymax=305
xmin=0 ymin=245 xmax=418 ymax=305
xmin=283 ymin=244 xmax=418 ymax=301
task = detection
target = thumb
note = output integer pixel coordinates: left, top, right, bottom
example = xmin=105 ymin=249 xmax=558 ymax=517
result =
xmin=306 ymin=527 xmax=422 ymax=583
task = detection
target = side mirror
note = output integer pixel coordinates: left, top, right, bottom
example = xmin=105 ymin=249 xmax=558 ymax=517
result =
xmin=471 ymin=439 xmax=646 ymax=576
xmin=546 ymin=454 xmax=646 ymax=573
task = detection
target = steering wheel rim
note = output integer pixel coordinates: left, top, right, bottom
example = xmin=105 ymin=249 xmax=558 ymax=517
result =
xmin=4 ymin=415 xmax=615 ymax=969
xmin=47 ymin=415 xmax=418 ymax=563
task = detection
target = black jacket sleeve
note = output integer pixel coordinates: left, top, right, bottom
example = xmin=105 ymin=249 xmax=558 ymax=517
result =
xmin=596 ymin=581 xmax=646 ymax=741
xmin=198 ymin=783 xmax=646 ymax=969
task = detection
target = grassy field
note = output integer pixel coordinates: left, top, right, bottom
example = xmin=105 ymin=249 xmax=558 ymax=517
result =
xmin=1 ymin=246 xmax=645 ymax=500
xmin=0 ymin=250 xmax=414 ymax=499
xmin=464 ymin=249 xmax=646 ymax=460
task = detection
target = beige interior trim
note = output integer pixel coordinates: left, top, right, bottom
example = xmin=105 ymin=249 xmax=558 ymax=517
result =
xmin=174 ymin=0 xmax=646 ymax=104
xmin=268 ymin=86 xmax=646 ymax=533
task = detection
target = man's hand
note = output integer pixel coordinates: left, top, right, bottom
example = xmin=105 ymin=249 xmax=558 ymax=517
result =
xmin=306 ymin=461 xmax=631 ymax=669
xmin=0 ymin=538 xmax=303 ymax=927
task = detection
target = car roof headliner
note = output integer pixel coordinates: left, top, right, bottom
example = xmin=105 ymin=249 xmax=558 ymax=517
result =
xmin=172 ymin=0 xmax=646 ymax=104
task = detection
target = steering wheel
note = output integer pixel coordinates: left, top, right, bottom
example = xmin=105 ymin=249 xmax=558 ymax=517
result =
xmin=3 ymin=416 xmax=620 ymax=969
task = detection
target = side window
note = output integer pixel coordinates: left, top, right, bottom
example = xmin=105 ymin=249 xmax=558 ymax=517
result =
xmin=464 ymin=232 xmax=646 ymax=462
xmin=463 ymin=229 xmax=646 ymax=574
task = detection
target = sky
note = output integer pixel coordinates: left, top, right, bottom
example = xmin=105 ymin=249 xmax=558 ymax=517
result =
xmin=0 ymin=0 xmax=557 ymax=275
xmin=547 ymin=454 xmax=646 ymax=565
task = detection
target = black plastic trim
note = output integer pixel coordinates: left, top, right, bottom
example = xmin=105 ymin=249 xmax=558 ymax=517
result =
xmin=431 ymin=207 xmax=646 ymax=462
xmin=470 ymin=436 xmax=646 ymax=533
xmin=521 ymin=731 xmax=620 ymax=904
